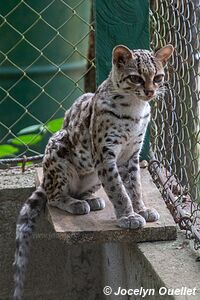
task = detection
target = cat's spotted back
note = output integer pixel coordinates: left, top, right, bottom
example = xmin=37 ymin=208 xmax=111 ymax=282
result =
xmin=13 ymin=44 xmax=173 ymax=299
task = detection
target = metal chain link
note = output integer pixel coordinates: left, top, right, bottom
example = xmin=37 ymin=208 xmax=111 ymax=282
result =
xmin=0 ymin=0 xmax=94 ymax=163
xmin=150 ymin=0 xmax=200 ymax=249
xmin=1 ymin=0 xmax=200 ymax=248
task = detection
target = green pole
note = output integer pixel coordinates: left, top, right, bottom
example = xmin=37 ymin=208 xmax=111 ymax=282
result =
xmin=94 ymin=0 xmax=150 ymax=160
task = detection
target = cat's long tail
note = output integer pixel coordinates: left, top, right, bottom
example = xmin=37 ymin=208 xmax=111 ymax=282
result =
xmin=13 ymin=185 xmax=47 ymax=300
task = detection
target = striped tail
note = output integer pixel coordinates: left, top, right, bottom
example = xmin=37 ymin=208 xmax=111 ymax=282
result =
xmin=13 ymin=185 xmax=47 ymax=300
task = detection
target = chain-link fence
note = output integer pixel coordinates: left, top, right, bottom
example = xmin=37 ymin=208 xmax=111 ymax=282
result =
xmin=0 ymin=0 xmax=94 ymax=164
xmin=1 ymin=0 xmax=200 ymax=247
xmin=150 ymin=0 xmax=200 ymax=249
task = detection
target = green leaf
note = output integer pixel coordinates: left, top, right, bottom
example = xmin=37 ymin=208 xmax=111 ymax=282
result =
xmin=46 ymin=118 xmax=63 ymax=133
xmin=0 ymin=144 xmax=18 ymax=158
xmin=17 ymin=124 xmax=42 ymax=135
xmin=9 ymin=134 xmax=42 ymax=146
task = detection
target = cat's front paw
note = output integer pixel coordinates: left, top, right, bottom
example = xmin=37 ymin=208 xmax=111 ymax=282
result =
xmin=138 ymin=208 xmax=160 ymax=222
xmin=117 ymin=213 xmax=146 ymax=229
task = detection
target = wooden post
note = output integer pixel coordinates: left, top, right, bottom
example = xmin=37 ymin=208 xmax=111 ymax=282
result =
xmin=94 ymin=0 xmax=150 ymax=160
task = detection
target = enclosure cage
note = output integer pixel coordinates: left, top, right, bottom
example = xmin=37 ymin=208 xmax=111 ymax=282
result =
xmin=0 ymin=0 xmax=199 ymax=248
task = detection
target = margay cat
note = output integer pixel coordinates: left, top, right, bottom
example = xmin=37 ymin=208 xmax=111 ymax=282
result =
xmin=13 ymin=44 xmax=173 ymax=299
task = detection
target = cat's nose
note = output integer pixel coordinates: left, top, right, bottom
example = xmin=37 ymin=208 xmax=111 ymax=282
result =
xmin=144 ymin=89 xmax=154 ymax=98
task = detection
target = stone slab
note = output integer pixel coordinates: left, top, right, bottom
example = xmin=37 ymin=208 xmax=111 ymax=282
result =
xmin=36 ymin=167 xmax=177 ymax=244
xmin=138 ymin=232 xmax=200 ymax=299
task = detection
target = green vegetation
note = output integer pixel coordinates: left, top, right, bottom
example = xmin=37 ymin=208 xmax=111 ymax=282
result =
xmin=0 ymin=118 xmax=63 ymax=158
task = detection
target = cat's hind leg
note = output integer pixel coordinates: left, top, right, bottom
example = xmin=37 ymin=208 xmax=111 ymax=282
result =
xmin=50 ymin=194 xmax=90 ymax=215
xmin=43 ymin=150 xmax=90 ymax=215
xmin=78 ymin=175 xmax=105 ymax=211
xmin=80 ymin=193 xmax=105 ymax=211
xmin=43 ymin=133 xmax=105 ymax=214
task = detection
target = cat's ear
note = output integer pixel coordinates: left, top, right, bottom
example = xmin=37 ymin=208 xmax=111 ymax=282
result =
xmin=155 ymin=44 xmax=174 ymax=65
xmin=112 ymin=45 xmax=132 ymax=67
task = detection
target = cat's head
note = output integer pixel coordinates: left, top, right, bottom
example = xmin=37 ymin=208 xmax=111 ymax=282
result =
xmin=112 ymin=44 xmax=174 ymax=101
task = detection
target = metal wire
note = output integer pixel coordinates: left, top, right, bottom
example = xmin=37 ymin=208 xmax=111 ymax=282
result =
xmin=0 ymin=0 xmax=94 ymax=164
xmin=150 ymin=0 xmax=200 ymax=248
xmin=1 ymin=0 xmax=200 ymax=248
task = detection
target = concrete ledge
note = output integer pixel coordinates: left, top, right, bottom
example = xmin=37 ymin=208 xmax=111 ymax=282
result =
xmin=0 ymin=167 xmax=35 ymax=201
xmin=137 ymin=232 xmax=200 ymax=300
xmin=101 ymin=233 xmax=200 ymax=300
xmin=1 ymin=167 xmax=199 ymax=300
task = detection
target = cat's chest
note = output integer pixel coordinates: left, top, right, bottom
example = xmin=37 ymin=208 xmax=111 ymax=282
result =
xmin=117 ymin=137 xmax=140 ymax=165
xmin=115 ymin=116 xmax=150 ymax=165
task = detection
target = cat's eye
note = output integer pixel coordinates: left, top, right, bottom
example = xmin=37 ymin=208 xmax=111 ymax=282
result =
xmin=129 ymin=75 xmax=144 ymax=85
xmin=153 ymin=74 xmax=164 ymax=83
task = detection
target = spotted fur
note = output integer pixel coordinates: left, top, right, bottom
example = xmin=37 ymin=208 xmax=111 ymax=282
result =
xmin=13 ymin=44 xmax=173 ymax=299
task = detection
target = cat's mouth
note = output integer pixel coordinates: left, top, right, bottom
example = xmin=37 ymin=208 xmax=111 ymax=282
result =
xmin=134 ymin=90 xmax=156 ymax=101
xmin=136 ymin=93 xmax=156 ymax=102
xmin=144 ymin=94 xmax=156 ymax=101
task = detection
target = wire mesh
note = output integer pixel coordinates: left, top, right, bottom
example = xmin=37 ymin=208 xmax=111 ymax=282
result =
xmin=0 ymin=0 xmax=94 ymax=164
xmin=150 ymin=0 xmax=200 ymax=248
xmin=0 ymin=0 xmax=200 ymax=246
